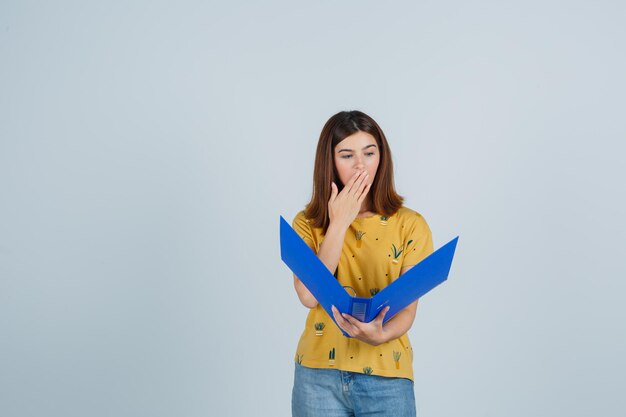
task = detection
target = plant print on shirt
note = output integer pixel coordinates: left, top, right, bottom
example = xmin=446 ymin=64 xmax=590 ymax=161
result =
xmin=390 ymin=239 xmax=413 ymax=264
xmin=355 ymin=230 xmax=366 ymax=248
xmin=291 ymin=207 xmax=434 ymax=381
xmin=393 ymin=351 xmax=402 ymax=369
xmin=329 ymin=348 xmax=336 ymax=366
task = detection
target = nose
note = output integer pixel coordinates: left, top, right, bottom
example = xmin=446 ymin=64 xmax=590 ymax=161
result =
xmin=354 ymin=155 xmax=365 ymax=171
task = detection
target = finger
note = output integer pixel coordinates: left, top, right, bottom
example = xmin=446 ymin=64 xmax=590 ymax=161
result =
xmin=348 ymin=171 xmax=368 ymax=196
xmin=332 ymin=306 xmax=353 ymax=334
xmin=375 ymin=306 xmax=391 ymax=324
xmin=341 ymin=312 xmax=363 ymax=327
xmin=357 ymin=182 xmax=372 ymax=204
xmin=339 ymin=318 xmax=357 ymax=336
xmin=343 ymin=170 xmax=366 ymax=194
xmin=329 ymin=182 xmax=338 ymax=202
xmin=332 ymin=305 xmax=345 ymax=324
xmin=332 ymin=306 xmax=352 ymax=328
xmin=337 ymin=321 xmax=351 ymax=336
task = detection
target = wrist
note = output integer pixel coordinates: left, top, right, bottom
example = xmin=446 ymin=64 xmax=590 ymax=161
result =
xmin=376 ymin=329 xmax=390 ymax=346
xmin=326 ymin=221 xmax=350 ymax=235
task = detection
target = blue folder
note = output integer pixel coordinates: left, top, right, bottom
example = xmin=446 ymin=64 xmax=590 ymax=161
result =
xmin=280 ymin=216 xmax=458 ymax=337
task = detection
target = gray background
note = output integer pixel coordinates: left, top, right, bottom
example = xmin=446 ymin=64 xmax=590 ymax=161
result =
xmin=1 ymin=1 xmax=625 ymax=416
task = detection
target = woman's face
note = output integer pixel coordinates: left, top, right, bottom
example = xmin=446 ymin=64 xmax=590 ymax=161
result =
xmin=333 ymin=131 xmax=380 ymax=187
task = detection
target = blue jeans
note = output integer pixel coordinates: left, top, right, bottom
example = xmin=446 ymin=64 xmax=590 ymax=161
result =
xmin=292 ymin=363 xmax=416 ymax=417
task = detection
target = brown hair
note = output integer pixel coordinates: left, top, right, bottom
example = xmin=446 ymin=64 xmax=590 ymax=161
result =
xmin=304 ymin=110 xmax=404 ymax=232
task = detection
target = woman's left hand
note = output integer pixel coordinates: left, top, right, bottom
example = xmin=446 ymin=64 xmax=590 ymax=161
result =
xmin=331 ymin=305 xmax=390 ymax=346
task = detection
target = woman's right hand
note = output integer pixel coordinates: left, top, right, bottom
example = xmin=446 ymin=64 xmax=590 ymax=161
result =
xmin=292 ymin=171 xmax=371 ymax=309
xmin=328 ymin=170 xmax=372 ymax=230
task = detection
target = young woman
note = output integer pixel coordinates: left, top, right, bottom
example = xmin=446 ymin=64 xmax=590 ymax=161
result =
xmin=291 ymin=110 xmax=434 ymax=417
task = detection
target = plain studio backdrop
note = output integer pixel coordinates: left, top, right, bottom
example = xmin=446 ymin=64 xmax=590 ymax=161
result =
xmin=1 ymin=1 xmax=625 ymax=416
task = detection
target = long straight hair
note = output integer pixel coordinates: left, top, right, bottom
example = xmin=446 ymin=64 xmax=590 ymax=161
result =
xmin=304 ymin=110 xmax=404 ymax=233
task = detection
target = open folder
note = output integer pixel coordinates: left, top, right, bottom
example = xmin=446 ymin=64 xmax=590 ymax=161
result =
xmin=280 ymin=216 xmax=458 ymax=337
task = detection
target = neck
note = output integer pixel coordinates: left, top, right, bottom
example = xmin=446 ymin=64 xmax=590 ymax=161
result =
xmin=359 ymin=198 xmax=373 ymax=214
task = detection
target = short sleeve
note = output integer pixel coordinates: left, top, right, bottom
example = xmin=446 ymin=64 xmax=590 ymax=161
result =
xmin=402 ymin=213 xmax=434 ymax=267
xmin=291 ymin=211 xmax=317 ymax=253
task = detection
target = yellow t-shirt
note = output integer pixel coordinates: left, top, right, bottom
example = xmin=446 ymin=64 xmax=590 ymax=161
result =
xmin=292 ymin=206 xmax=434 ymax=380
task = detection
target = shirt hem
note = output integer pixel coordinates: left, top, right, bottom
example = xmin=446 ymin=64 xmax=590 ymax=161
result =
xmin=296 ymin=359 xmax=414 ymax=381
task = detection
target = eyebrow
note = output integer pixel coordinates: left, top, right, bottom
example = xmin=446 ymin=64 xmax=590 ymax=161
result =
xmin=337 ymin=144 xmax=378 ymax=153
